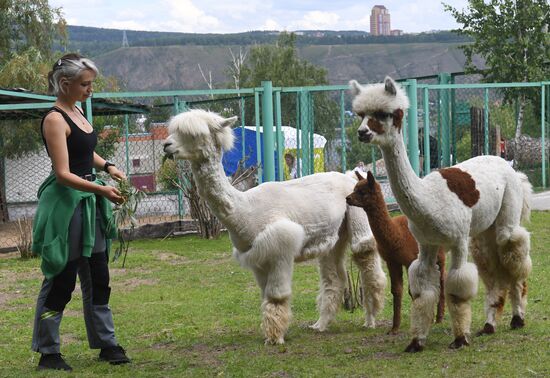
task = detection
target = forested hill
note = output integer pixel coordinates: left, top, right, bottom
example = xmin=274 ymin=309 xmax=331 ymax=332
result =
xmin=67 ymin=25 xmax=469 ymax=56
xmin=93 ymin=43 xmax=483 ymax=91
xmin=66 ymin=25 xmax=480 ymax=91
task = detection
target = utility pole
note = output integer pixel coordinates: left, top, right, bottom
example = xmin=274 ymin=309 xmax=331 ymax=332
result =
xmin=122 ymin=30 xmax=129 ymax=48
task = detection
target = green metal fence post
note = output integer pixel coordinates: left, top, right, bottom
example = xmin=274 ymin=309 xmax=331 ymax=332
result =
xmin=254 ymin=90 xmax=262 ymax=183
xmin=295 ymin=91 xmax=301 ymax=177
xmin=484 ymin=88 xmax=489 ymax=155
xmin=309 ymin=92 xmax=315 ymax=174
xmin=124 ymin=114 xmax=130 ymax=177
xmin=261 ymin=81 xmax=275 ymax=182
xmin=173 ymin=97 xmax=185 ymax=219
xmin=240 ymin=97 xmax=246 ymax=162
xmin=340 ymin=90 xmax=346 ymax=172
xmin=541 ymin=84 xmax=546 ymax=188
xmin=299 ymin=89 xmax=310 ymax=176
xmin=438 ymin=73 xmax=451 ymax=167
xmin=274 ymin=90 xmax=284 ymax=181
xmin=450 ymin=75 xmax=457 ymax=165
xmin=407 ymin=79 xmax=419 ymax=175
xmin=85 ymin=97 xmax=93 ymax=124
xmin=423 ymin=87 xmax=431 ymax=176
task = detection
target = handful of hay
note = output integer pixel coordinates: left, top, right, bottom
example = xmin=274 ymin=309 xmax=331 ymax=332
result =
xmin=110 ymin=178 xmax=146 ymax=266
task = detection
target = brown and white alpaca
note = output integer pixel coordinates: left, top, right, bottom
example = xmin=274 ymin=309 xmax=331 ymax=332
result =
xmin=163 ymin=109 xmax=386 ymax=345
xmin=350 ymin=77 xmax=532 ymax=352
xmin=346 ymin=170 xmax=446 ymax=334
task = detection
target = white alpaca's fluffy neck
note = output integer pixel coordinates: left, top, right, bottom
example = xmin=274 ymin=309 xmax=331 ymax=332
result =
xmin=190 ymin=153 xmax=244 ymax=227
xmin=379 ymin=135 xmax=427 ymax=218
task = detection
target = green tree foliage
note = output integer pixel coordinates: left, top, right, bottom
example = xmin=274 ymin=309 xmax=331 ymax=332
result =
xmin=0 ymin=1 xmax=68 ymax=160
xmin=0 ymin=0 xmax=67 ymax=222
xmin=0 ymin=0 xmax=67 ymax=63
xmin=444 ymin=0 xmax=550 ymax=138
xmin=238 ymin=32 xmax=339 ymax=138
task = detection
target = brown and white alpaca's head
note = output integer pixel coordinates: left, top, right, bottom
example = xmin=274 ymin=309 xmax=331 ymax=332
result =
xmin=346 ymin=170 xmax=384 ymax=210
xmin=349 ymin=76 xmax=409 ymax=147
xmin=163 ymin=109 xmax=237 ymax=161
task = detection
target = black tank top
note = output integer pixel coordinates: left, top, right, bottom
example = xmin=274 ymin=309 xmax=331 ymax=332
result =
xmin=40 ymin=106 xmax=97 ymax=176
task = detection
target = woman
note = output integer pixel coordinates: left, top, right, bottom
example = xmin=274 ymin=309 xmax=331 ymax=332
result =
xmin=31 ymin=53 xmax=130 ymax=371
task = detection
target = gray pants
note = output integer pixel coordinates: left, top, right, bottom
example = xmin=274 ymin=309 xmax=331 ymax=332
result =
xmin=32 ymin=202 xmax=118 ymax=354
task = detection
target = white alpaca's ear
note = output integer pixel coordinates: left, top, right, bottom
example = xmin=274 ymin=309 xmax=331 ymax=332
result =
xmin=384 ymin=76 xmax=397 ymax=96
xmin=221 ymin=116 xmax=238 ymax=128
xmin=349 ymin=80 xmax=362 ymax=96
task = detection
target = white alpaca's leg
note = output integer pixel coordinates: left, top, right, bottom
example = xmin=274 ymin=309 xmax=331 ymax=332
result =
xmin=470 ymin=233 xmax=506 ymax=335
xmin=237 ymin=219 xmax=305 ymax=345
xmin=405 ymin=244 xmax=441 ymax=352
xmin=499 ymin=227 xmax=531 ymax=329
xmin=352 ymin=237 xmax=386 ymax=328
xmin=252 ymin=267 xmax=268 ymax=300
xmin=445 ymin=240 xmax=478 ymax=349
xmin=493 ymin=179 xmax=531 ymax=329
xmin=262 ymin=255 xmax=294 ymax=345
xmin=310 ymin=239 xmax=347 ymax=332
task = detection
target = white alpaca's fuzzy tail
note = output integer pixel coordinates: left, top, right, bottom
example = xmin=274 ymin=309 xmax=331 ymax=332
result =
xmin=516 ymin=171 xmax=532 ymax=223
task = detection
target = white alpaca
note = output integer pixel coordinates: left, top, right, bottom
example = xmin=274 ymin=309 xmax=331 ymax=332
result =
xmin=349 ymin=77 xmax=532 ymax=352
xmin=163 ymin=109 xmax=386 ymax=344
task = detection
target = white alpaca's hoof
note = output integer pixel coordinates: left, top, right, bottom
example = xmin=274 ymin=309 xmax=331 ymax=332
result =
xmin=362 ymin=320 xmax=376 ymax=329
xmin=309 ymin=320 xmax=327 ymax=332
xmin=265 ymin=337 xmax=285 ymax=345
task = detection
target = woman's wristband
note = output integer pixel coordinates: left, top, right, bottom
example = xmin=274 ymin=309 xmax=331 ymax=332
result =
xmin=103 ymin=161 xmax=115 ymax=172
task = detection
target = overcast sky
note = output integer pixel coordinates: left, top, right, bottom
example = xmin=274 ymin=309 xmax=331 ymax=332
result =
xmin=50 ymin=0 xmax=470 ymax=34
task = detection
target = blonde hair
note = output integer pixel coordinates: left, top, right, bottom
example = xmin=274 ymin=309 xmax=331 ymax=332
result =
xmin=47 ymin=53 xmax=99 ymax=96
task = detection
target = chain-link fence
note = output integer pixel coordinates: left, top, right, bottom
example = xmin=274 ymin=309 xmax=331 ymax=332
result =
xmin=1 ymin=76 xmax=548 ymax=251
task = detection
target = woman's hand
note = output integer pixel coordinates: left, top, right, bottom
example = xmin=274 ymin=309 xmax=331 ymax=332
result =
xmin=107 ymin=166 xmax=126 ymax=181
xmin=99 ymin=185 xmax=124 ymax=205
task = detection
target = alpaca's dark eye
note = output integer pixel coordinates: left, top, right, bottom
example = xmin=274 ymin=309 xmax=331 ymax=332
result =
xmin=356 ymin=111 xmax=365 ymax=119
xmin=373 ymin=111 xmax=393 ymax=120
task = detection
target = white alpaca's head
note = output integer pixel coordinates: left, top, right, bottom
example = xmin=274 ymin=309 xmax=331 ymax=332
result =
xmin=349 ymin=76 xmax=409 ymax=147
xmin=163 ymin=109 xmax=237 ymax=161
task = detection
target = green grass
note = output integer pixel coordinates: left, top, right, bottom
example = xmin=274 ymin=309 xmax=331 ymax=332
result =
xmin=1 ymin=212 xmax=549 ymax=377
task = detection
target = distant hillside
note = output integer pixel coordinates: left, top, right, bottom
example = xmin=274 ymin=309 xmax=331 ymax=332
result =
xmin=93 ymin=43 xmax=483 ymax=91
xmin=67 ymin=25 xmax=469 ymax=56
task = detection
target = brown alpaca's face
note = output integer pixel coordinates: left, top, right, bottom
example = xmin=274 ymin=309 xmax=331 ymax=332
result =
xmin=346 ymin=171 xmax=380 ymax=208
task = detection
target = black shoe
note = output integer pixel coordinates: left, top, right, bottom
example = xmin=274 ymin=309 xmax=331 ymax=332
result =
xmin=37 ymin=353 xmax=73 ymax=371
xmin=99 ymin=345 xmax=131 ymax=365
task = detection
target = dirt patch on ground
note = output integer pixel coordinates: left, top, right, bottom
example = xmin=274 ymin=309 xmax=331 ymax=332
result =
xmin=155 ymin=252 xmax=191 ymax=265
xmin=0 ymin=267 xmax=40 ymax=309
xmin=184 ymin=343 xmax=235 ymax=369
xmin=0 ymin=292 xmax=23 ymax=309
xmin=111 ymin=277 xmax=159 ymax=291
xmin=109 ymin=267 xmax=154 ymax=277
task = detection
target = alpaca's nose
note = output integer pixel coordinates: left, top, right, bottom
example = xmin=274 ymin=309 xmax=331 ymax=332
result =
xmin=163 ymin=142 xmax=172 ymax=152
xmin=357 ymin=128 xmax=372 ymax=143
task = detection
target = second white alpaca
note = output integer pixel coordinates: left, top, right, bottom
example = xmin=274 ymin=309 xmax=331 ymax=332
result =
xmin=163 ymin=109 xmax=386 ymax=345
xmin=349 ymin=77 xmax=532 ymax=352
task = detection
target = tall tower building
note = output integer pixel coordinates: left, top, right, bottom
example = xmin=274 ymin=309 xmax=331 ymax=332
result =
xmin=370 ymin=5 xmax=391 ymax=36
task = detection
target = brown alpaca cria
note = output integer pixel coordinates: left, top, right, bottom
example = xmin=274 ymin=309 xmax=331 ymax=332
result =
xmin=347 ymin=170 xmax=446 ymax=334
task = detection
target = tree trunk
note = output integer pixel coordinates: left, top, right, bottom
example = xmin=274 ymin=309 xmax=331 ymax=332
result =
xmin=470 ymin=107 xmax=484 ymax=157
xmin=515 ymin=94 xmax=526 ymax=140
